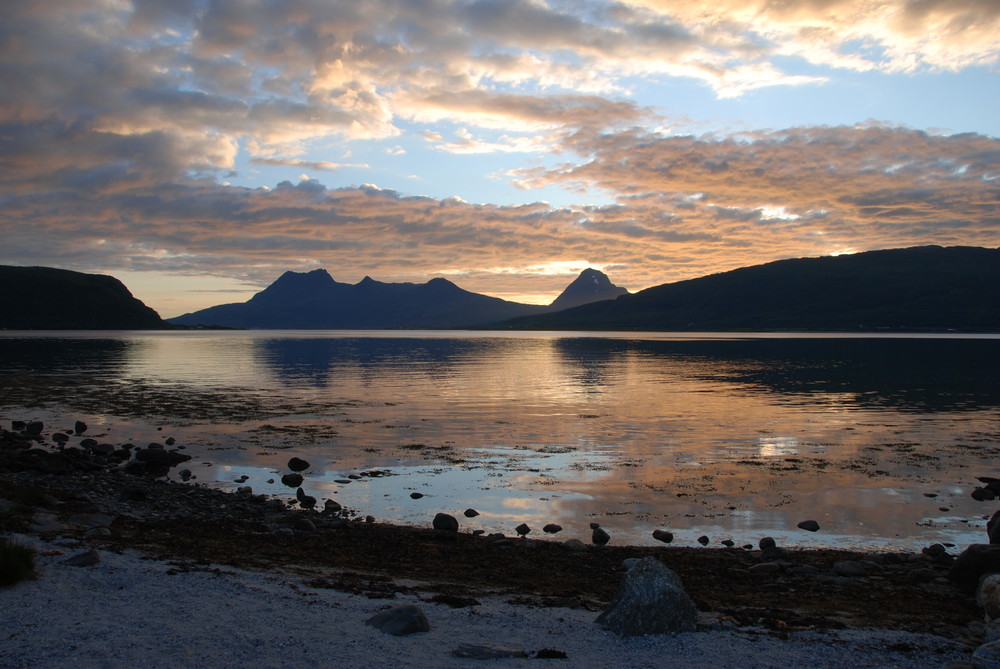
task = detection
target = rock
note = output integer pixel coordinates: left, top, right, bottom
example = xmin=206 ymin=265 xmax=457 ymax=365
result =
xmin=287 ymin=457 xmax=310 ymax=472
xmin=463 ymin=508 xmax=479 ymax=517
xmin=697 ymin=535 xmax=709 ymax=545
xmin=797 ymin=519 xmax=820 ymax=532
xmin=295 ymin=487 xmax=316 ymax=509
xmin=973 ymin=487 xmax=997 ymax=502
xmin=236 ymin=486 xmax=253 ymax=494
xmin=324 ymin=500 xmax=342 ymax=513
xmin=365 ymin=605 xmax=430 ymax=636
xmin=721 ymin=540 xmax=735 ymax=547
xmin=833 ymin=561 xmax=874 ymax=577
xmin=27 ymin=513 xmax=66 ymax=534
xmin=989 ymin=510 xmax=1000 ymax=544
xmin=52 ymin=432 xmax=69 ymax=445
xmin=178 ymin=469 xmax=193 ymax=481
xmin=433 ymin=513 xmax=459 ymax=532
xmin=562 ymin=539 xmax=587 ymax=551
xmin=762 ymin=545 xmax=789 ymax=561
xmin=365 ymin=515 xmax=375 ymax=524
xmin=280 ymin=473 xmax=304 ymax=488
xmin=74 ymin=420 xmax=87 ymax=435
xmin=79 ymin=438 xmax=98 ymax=449
xmin=134 ymin=447 xmax=190 ymax=467
xmin=410 ymin=492 xmax=424 ymax=499
xmin=952 ymin=545 xmax=1000 ymax=592
xmin=292 ymin=518 xmax=316 ymax=532
xmin=453 ymin=644 xmax=528 ymax=659
xmin=543 ymin=523 xmax=562 ymax=534
xmin=652 ymin=530 xmax=673 ymax=544
xmin=595 ymin=556 xmax=697 ymax=636
xmin=973 ymin=639 xmax=1000 ymax=669
xmin=62 ymin=549 xmax=101 ymax=567
xmin=592 ymin=527 xmax=610 ymax=546
xmin=515 ymin=523 xmax=531 ymax=537
xmin=68 ymin=513 xmax=113 ymax=529
xmin=979 ymin=574 xmax=1000 ymax=620
xmin=85 ymin=527 xmax=112 ymax=538
xmin=25 ymin=421 xmax=44 ymax=436
xmin=922 ymin=543 xmax=954 ymax=564
xmin=759 ymin=537 xmax=777 ymax=551
xmin=589 ymin=522 xmax=601 ymax=529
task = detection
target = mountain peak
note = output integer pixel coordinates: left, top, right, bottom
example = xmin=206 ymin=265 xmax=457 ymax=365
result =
xmin=248 ymin=268 xmax=339 ymax=305
xmin=549 ymin=268 xmax=628 ymax=311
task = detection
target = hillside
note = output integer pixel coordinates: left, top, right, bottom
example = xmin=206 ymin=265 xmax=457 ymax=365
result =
xmin=497 ymin=246 xmax=1000 ymax=332
xmin=0 ymin=266 xmax=169 ymax=330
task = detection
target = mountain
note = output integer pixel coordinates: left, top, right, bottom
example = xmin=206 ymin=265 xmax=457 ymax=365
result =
xmin=170 ymin=268 xmax=628 ymax=329
xmin=498 ymin=246 xmax=1000 ymax=332
xmin=0 ymin=266 xmax=169 ymax=329
xmin=548 ymin=268 xmax=628 ymax=310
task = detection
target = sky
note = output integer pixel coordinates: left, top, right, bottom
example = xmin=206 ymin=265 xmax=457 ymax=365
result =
xmin=1 ymin=0 xmax=998 ymax=319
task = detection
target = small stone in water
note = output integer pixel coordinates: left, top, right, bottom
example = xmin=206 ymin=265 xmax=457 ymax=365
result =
xmin=797 ymin=520 xmax=821 ymax=532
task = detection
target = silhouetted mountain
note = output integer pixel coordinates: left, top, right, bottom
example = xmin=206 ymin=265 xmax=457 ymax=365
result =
xmin=171 ymin=267 xmax=629 ymax=329
xmin=499 ymin=246 xmax=1000 ymax=332
xmin=548 ymin=268 xmax=628 ymax=310
xmin=0 ymin=266 xmax=169 ymax=329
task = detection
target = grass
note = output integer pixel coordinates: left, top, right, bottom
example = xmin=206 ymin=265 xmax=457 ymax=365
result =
xmin=0 ymin=537 xmax=36 ymax=587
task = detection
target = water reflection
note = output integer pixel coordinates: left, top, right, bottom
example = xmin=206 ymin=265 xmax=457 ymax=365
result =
xmin=1 ymin=331 xmax=998 ymax=549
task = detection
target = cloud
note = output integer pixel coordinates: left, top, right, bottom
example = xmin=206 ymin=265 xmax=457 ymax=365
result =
xmin=250 ymin=158 xmax=370 ymax=172
xmin=623 ymin=0 xmax=1000 ymax=73
xmin=1 ymin=1 xmax=998 ymax=310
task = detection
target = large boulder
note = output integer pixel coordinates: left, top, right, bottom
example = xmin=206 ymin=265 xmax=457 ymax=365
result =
xmin=595 ymin=557 xmax=697 ymax=636
xmin=365 ymin=605 xmax=430 ymax=636
xmin=950 ymin=545 xmax=1000 ymax=592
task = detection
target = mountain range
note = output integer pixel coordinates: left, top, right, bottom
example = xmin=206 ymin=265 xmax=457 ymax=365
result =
xmin=3 ymin=246 xmax=997 ymax=331
xmin=499 ymin=245 xmax=1000 ymax=332
xmin=168 ymin=267 xmax=628 ymax=329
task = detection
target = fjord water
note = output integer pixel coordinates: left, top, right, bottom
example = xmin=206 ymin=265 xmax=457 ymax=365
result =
xmin=2 ymin=330 xmax=998 ymax=550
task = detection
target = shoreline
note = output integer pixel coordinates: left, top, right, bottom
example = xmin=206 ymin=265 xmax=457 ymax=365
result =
xmin=3 ymin=427 xmax=1000 ymax=667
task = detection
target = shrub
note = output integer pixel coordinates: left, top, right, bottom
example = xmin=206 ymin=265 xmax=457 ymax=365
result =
xmin=0 ymin=537 xmax=36 ymax=587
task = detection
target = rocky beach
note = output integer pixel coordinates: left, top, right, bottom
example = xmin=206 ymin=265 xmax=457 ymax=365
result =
xmin=5 ymin=420 xmax=1000 ymax=667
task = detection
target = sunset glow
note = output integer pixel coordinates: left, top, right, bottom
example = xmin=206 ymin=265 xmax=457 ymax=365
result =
xmin=1 ymin=1 xmax=997 ymax=317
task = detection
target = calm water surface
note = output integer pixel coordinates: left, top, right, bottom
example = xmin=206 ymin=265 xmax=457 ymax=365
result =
xmin=2 ymin=330 xmax=998 ymax=550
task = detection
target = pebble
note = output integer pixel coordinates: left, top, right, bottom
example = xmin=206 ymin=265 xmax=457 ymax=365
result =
xmin=433 ymin=513 xmax=459 ymax=532
xmin=324 ymin=500 xmax=342 ymax=513
xmin=515 ymin=523 xmax=531 ymax=537
xmin=287 ymin=457 xmax=310 ymax=472
xmin=463 ymin=508 xmax=479 ymax=517
xmin=797 ymin=519 xmax=821 ymax=532
xmin=280 ymin=473 xmax=304 ymax=488
xmin=697 ymin=535 xmax=709 ymax=545
xmin=62 ymin=549 xmax=101 ymax=567
xmin=652 ymin=529 xmax=673 ymax=544
xmin=592 ymin=527 xmax=610 ymax=546
xmin=542 ymin=523 xmax=562 ymax=534
xmin=410 ymin=492 xmax=424 ymax=499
